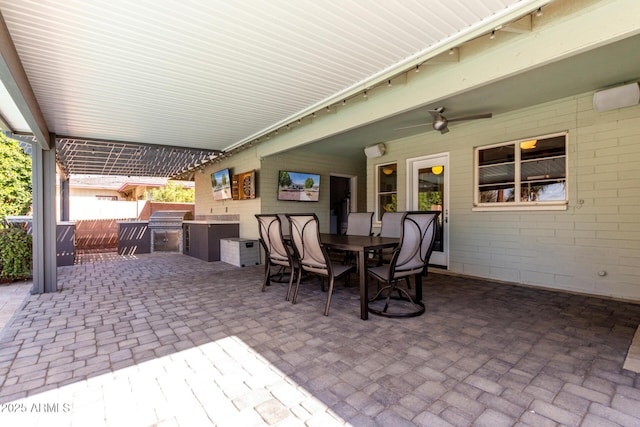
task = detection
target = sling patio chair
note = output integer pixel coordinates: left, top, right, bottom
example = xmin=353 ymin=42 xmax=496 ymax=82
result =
xmin=286 ymin=213 xmax=352 ymax=316
xmin=341 ymin=211 xmax=374 ymax=268
xmin=255 ymin=214 xmax=298 ymax=301
xmin=367 ymin=211 xmax=440 ymax=318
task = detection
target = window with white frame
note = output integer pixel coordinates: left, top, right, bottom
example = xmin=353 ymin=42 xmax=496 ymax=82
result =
xmin=474 ymin=132 xmax=567 ymax=209
xmin=376 ymin=162 xmax=397 ymax=221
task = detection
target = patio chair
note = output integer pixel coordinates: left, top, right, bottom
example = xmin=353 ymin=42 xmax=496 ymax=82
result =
xmin=286 ymin=213 xmax=352 ymax=316
xmin=375 ymin=211 xmax=405 ymax=266
xmin=340 ymin=211 xmax=374 ymax=268
xmin=255 ymin=214 xmax=298 ymax=300
xmin=277 ymin=213 xmax=290 ymax=238
xmin=367 ymin=211 xmax=440 ymax=318
xmin=345 ymin=212 xmax=374 ymax=236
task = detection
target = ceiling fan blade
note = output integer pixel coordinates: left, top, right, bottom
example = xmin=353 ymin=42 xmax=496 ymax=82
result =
xmin=446 ymin=113 xmax=493 ymax=123
xmin=395 ymin=123 xmax=430 ymax=131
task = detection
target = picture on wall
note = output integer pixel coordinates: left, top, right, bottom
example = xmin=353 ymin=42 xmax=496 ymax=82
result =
xmin=232 ymin=170 xmax=256 ymax=200
xmin=277 ymin=170 xmax=320 ymax=202
xmin=211 ymin=168 xmax=233 ymax=200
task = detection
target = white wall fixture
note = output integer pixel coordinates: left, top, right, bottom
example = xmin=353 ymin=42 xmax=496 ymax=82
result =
xmin=364 ymin=143 xmax=386 ymax=158
xmin=593 ymin=82 xmax=640 ymax=112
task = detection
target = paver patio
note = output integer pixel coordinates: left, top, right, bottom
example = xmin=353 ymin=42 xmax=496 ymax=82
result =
xmin=0 ymin=252 xmax=639 ymax=426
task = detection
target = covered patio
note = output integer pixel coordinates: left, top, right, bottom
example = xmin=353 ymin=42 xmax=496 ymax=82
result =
xmin=1 ymin=1 xmax=640 ymax=425
xmin=1 ymin=254 xmax=639 ymax=426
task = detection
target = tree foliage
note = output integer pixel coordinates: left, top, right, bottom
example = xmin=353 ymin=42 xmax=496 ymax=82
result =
xmin=148 ymin=180 xmax=194 ymax=202
xmin=418 ymin=191 xmax=442 ymax=210
xmin=0 ymin=134 xmax=32 ymax=217
xmin=278 ymin=171 xmax=292 ymax=188
xmin=0 ymin=225 xmax=32 ymax=281
xmin=304 ymin=177 xmax=315 ymax=189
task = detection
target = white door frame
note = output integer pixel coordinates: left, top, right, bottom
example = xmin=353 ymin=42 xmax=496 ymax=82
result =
xmin=406 ymin=153 xmax=449 ymax=268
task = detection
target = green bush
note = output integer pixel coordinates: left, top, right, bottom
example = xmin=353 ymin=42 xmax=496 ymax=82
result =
xmin=0 ymin=225 xmax=33 ymax=281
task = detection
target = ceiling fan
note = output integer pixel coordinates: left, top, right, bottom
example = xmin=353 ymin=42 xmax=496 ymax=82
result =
xmin=397 ymin=107 xmax=493 ymax=134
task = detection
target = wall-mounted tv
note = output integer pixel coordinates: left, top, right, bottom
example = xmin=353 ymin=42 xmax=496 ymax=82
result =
xmin=277 ymin=170 xmax=320 ymax=202
xmin=211 ymin=168 xmax=232 ymax=200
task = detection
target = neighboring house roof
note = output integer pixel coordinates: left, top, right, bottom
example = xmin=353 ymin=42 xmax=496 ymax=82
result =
xmin=60 ymin=175 xmax=193 ymax=192
xmin=117 ymin=180 xmax=194 ymax=193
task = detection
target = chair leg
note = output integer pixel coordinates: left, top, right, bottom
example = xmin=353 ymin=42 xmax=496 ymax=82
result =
xmin=323 ymin=276 xmax=335 ymax=316
xmin=291 ymin=268 xmax=303 ymax=304
xmin=285 ymin=267 xmax=297 ymax=301
xmin=273 ymin=265 xmax=285 ymax=282
xmin=368 ymin=275 xmax=425 ymax=318
xmin=261 ymin=263 xmax=271 ymax=292
xmin=383 ymin=281 xmax=399 ymax=313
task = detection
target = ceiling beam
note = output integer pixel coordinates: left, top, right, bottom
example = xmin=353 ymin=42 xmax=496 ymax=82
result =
xmin=0 ymin=111 xmax=12 ymax=132
xmin=501 ymin=15 xmax=532 ymax=34
xmin=427 ymin=48 xmax=459 ymax=64
xmin=0 ymin=11 xmax=51 ymax=149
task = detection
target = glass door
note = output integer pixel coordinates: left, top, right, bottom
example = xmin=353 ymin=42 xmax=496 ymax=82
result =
xmin=408 ymin=153 xmax=449 ymax=267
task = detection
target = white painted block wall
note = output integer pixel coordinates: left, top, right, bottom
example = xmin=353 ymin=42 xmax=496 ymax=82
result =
xmin=369 ymin=92 xmax=640 ymax=301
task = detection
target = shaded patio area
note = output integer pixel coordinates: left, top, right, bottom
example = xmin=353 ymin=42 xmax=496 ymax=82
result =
xmin=1 ymin=253 xmax=639 ymax=426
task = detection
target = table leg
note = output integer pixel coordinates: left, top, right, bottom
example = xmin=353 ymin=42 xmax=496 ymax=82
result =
xmin=358 ymin=249 xmax=368 ymax=320
xmin=415 ymin=274 xmax=422 ymax=302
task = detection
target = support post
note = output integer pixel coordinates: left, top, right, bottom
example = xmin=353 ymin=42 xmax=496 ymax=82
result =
xmin=31 ymin=133 xmax=57 ymax=294
xmin=60 ymin=175 xmax=70 ymax=222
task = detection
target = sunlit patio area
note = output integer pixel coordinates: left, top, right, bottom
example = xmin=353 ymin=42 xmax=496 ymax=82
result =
xmin=1 ymin=254 xmax=639 ymax=426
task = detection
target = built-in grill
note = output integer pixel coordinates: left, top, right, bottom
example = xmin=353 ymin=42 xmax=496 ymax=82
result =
xmin=147 ymin=210 xmax=193 ymax=253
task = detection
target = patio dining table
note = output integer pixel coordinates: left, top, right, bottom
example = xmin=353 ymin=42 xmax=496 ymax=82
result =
xmin=319 ymin=233 xmax=399 ymax=320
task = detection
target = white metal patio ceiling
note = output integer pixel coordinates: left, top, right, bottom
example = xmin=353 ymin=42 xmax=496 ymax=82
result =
xmin=0 ymin=0 xmax=541 ymax=176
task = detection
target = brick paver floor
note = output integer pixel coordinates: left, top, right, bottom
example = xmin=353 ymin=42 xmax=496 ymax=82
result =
xmin=0 ymin=280 xmax=31 ymax=331
xmin=1 ymin=253 xmax=639 ymax=426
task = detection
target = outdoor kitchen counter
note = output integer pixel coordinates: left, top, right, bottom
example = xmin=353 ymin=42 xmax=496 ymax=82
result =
xmin=182 ymin=221 xmax=240 ymax=262
xmin=117 ymin=221 xmax=150 ymax=255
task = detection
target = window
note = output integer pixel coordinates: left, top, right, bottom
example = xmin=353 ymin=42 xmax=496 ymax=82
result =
xmin=475 ymin=132 xmax=567 ymax=209
xmin=376 ymin=163 xmax=397 ymax=221
xmin=96 ymin=195 xmax=117 ymax=201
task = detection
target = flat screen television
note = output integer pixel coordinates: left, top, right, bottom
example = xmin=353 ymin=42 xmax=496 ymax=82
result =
xmin=211 ymin=168 xmax=233 ymax=200
xmin=277 ymin=170 xmax=320 ymax=202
